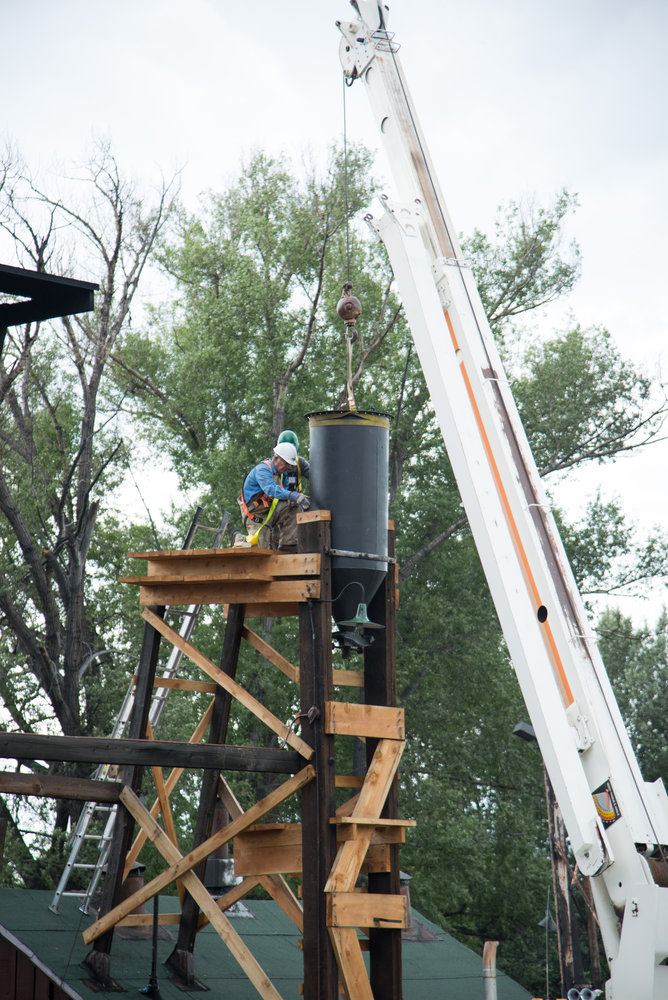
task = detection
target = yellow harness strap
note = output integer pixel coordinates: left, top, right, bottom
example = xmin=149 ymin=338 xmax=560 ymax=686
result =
xmin=246 ymin=498 xmax=278 ymax=546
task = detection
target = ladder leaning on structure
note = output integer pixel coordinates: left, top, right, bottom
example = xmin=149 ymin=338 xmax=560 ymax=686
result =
xmin=49 ymin=507 xmax=231 ymax=915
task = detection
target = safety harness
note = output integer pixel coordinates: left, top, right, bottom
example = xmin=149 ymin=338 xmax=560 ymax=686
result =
xmin=239 ymin=459 xmax=275 ymax=520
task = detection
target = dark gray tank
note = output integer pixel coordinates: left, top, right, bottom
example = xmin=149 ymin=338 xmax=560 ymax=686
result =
xmin=306 ymin=410 xmax=390 ymax=626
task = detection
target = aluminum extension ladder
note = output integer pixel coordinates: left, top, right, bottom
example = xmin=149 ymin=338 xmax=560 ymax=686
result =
xmin=49 ymin=507 xmax=230 ymax=914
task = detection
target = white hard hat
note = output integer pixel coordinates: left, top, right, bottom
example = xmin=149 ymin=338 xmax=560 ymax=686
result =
xmin=273 ymin=441 xmax=298 ymax=466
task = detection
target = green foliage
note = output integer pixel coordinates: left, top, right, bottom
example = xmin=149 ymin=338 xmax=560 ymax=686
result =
xmin=112 ymin=145 xmax=384 ymax=512
xmin=463 ymin=190 xmax=581 ymax=334
xmin=510 ymin=325 xmax=662 ymax=477
xmin=597 ymin=609 xmax=668 ymax=781
xmin=0 ymin=144 xmax=177 ymax=876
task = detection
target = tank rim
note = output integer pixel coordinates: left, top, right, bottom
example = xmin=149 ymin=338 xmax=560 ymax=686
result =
xmin=305 ymin=408 xmax=393 ymax=420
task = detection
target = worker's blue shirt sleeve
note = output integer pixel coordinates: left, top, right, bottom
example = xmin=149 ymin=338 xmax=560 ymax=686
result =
xmin=243 ymin=460 xmax=292 ymax=502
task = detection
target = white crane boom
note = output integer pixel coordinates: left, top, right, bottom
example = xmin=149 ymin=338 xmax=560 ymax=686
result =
xmin=336 ymin=4 xmax=668 ymax=996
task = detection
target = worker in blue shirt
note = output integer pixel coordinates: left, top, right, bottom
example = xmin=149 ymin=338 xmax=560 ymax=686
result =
xmin=233 ymin=441 xmax=310 ymax=550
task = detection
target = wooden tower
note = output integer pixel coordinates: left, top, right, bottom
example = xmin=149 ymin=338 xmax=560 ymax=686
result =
xmin=2 ymin=510 xmax=412 ymax=999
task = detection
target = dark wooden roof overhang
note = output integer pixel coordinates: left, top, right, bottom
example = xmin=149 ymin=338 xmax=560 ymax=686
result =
xmin=0 ymin=262 xmax=98 ymax=354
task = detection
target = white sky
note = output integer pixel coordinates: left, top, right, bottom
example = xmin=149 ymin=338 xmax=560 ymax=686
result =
xmin=3 ymin=0 xmax=668 ymax=619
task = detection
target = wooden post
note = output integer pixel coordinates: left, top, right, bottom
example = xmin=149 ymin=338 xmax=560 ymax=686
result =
xmin=364 ymin=524 xmax=402 ymax=1000
xmin=166 ymin=602 xmax=246 ymax=985
xmin=298 ymin=512 xmax=338 ymax=1000
xmin=545 ymin=769 xmax=584 ymax=995
xmin=83 ymin=608 xmax=165 ymax=984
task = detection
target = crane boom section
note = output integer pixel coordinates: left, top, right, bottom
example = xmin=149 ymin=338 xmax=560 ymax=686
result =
xmin=337 ymin=4 xmax=668 ymax=995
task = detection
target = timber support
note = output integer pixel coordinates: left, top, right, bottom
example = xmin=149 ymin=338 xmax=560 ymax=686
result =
xmin=1 ymin=512 xmax=411 ymax=1000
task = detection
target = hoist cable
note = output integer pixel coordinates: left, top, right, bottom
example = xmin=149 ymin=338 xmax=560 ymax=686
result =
xmin=346 ymin=331 xmax=356 ymax=411
xmin=342 ymin=72 xmax=351 ymax=284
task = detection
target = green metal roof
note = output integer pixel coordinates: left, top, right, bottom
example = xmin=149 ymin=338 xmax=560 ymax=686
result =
xmin=0 ymin=889 xmax=531 ymax=999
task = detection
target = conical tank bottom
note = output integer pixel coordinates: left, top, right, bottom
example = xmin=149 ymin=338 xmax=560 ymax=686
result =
xmin=306 ymin=409 xmax=391 ymax=626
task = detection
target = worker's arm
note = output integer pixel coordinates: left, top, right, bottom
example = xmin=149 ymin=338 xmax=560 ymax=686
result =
xmin=254 ymin=461 xmax=293 ymax=502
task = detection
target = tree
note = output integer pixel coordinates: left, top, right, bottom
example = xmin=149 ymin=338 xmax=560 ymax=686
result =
xmin=111 ymin=157 xmax=668 ymax=994
xmin=0 ymin=144 xmax=177 ymax=885
xmin=597 ymin=609 xmax=668 ymax=781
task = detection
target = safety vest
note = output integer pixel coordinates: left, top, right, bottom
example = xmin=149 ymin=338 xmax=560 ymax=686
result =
xmin=239 ymin=459 xmax=275 ymax=519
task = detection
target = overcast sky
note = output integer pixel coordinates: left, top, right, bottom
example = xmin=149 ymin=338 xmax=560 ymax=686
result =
xmin=4 ymin=0 xmax=668 ymax=618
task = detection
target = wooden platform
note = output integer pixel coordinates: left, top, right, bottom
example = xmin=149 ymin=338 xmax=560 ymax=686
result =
xmin=120 ymin=548 xmax=321 ymax=615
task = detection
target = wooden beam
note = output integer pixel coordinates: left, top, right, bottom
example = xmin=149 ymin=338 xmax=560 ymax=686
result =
xmin=126 ymin=549 xmax=321 ymax=577
xmin=234 ymin=828 xmax=392 ymax=876
xmin=196 ymin=877 xmax=264 ymax=930
xmin=242 ymin=625 xmax=299 ymax=684
xmin=259 ymin=875 xmax=304 ymax=933
xmin=330 ymin=817 xmax=416 ymax=828
xmin=124 ymin=700 xmax=215 ymax=874
xmin=235 ymin=602 xmax=300 ymax=619
xmin=364 ymin=525 xmax=403 ymax=1000
xmin=324 ymin=702 xmax=405 ymax=740
xmin=137 ymin=578 xmax=320 ymax=607
xmin=0 ymin=773 xmax=122 ymax=803
xmin=329 ymin=928 xmax=374 ymax=1000
xmin=170 ymin=602 xmax=245 ymax=968
xmin=150 ymin=677 xmax=218 ymax=693
xmin=240 ymin=626 xmax=363 ymax=688
xmin=0 ymin=732 xmax=303 ymax=773
xmin=325 ymin=740 xmax=405 ymax=895
xmin=142 ymin=608 xmax=314 ymax=760
xmin=298 ymin=512 xmax=338 ymax=1000
xmin=139 ymin=722 xmax=183 ymax=895
xmin=327 ymin=892 xmax=408 ymax=930
xmin=116 ymin=787 xmax=284 ymax=1000
xmin=83 ymin=765 xmax=315 ymax=944
xmin=332 ymin=668 xmax=364 ymax=689
xmin=217 ymin=775 xmax=244 ymax=820
xmin=118 ymin=913 xmax=182 ymax=926
xmin=296 ymin=510 xmax=331 ymax=524
xmin=331 ymin=824 xmax=406 ymax=846
xmin=335 ymin=776 xmax=365 ymax=789
xmin=84 ymin=607 xmax=164 ymax=980
xmin=121 ymin=571 xmax=274 ymax=584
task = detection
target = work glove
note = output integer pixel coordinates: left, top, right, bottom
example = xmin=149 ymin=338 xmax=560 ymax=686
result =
xmin=289 ymin=491 xmax=310 ymax=511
